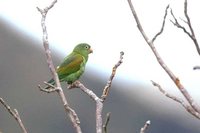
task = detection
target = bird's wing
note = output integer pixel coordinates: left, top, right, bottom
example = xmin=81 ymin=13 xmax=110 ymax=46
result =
xmin=56 ymin=53 xmax=84 ymax=78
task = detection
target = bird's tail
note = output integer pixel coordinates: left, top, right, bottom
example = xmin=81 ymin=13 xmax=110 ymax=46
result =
xmin=45 ymin=78 xmax=55 ymax=89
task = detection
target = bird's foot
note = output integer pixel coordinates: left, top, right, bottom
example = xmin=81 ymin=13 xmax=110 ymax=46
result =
xmin=38 ymin=81 xmax=58 ymax=93
xmin=67 ymin=80 xmax=80 ymax=89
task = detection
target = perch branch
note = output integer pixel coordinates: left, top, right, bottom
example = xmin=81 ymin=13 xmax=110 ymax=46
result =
xmin=68 ymin=52 xmax=123 ymax=133
xmin=0 ymin=97 xmax=27 ymax=133
xmin=101 ymin=51 xmax=124 ymax=101
xmin=37 ymin=1 xmax=82 ymax=132
xmin=140 ymin=120 xmax=151 ymax=133
xmin=103 ymin=112 xmax=111 ymax=133
xmin=68 ymin=81 xmax=103 ymax=133
xmin=127 ymin=0 xmax=200 ymax=117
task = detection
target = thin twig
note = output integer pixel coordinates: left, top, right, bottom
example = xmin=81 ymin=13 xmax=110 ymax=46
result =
xmin=184 ymin=0 xmax=200 ymax=55
xmin=170 ymin=0 xmax=200 ymax=55
xmin=179 ymin=17 xmax=188 ymax=24
xmin=103 ymin=112 xmax=111 ymax=133
xmin=151 ymin=81 xmax=200 ymax=119
xmin=0 ymin=98 xmax=27 ymax=133
xmin=170 ymin=9 xmax=193 ymax=39
xmin=152 ymin=5 xmax=169 ymax=43
xmin=37 ymin=1 xmax=82 ymax=132
xmin=101 ymin=51 xmax=124 ymax=101
xmin=140 ymin=120 xmax=151 ymax=133
xmin=127 ymin=0 xmax=200 ymax=118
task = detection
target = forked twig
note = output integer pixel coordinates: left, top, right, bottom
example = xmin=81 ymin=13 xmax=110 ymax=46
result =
xmin=170 ymin=9 xmax=192 ymax=39
xmin=170 ymin=0 xmax=200 ymax=56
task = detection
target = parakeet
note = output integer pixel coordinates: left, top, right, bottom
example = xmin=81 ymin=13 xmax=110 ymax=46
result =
xmin=45 ymin=43 xmax=93 ymax=89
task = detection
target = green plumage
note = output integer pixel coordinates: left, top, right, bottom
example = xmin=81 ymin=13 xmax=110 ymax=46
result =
xmin=46 ymin=43 xmax=92 ymax=89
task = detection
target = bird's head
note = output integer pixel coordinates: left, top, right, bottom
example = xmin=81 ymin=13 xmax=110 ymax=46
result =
xmin=73 ymin=43 xmax=93 ymax=56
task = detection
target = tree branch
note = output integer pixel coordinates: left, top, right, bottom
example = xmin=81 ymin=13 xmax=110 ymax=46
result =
xmin=68 ymin=51 xmax=123 ymax=133
xmin=170 ymin=9 xmax=192 ymax=39
xmin=151 ymin=81 xmax=200 ymax=119
xmin=0 ymin=97 xmax=27 ymax=133
xmin=184 ymin=0 xmax=200 ymax=55
xmin=68 ymin=81 xmax=103 ymax=133
xmin=140 ymin=120 xmax=151 ymax=133
xmin=127 ymin=0 xmax=200 ymax=118
xmin=170 ymin=0 xmax=200 ymax=56
xmin=152 ymin=5 xmax=169 ymax=43
xmin=37 ymin=1 xmax=82 ymax=132
xmin=101 ymin=51 xmax=124 ymax=101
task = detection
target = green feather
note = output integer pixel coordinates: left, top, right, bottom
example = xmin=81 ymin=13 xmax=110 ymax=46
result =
xmin=45 ymin=43 xmax=92 ymax=89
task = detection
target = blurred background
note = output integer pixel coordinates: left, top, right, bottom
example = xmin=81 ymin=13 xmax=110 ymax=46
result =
xmin=0 ymin=0 xmax=200 ymax=132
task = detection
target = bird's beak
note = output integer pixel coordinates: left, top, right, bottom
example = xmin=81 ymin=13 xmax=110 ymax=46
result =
xmin=89 ymin=48 xmax=93 ymax=54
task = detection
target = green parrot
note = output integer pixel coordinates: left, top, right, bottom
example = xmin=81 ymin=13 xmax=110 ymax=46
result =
xmin=45 ymin=43 xmax=93 ymax=89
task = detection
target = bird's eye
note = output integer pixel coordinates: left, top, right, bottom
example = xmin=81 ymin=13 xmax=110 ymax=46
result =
xmin=85 ymin=46 xmax=89 ymax=49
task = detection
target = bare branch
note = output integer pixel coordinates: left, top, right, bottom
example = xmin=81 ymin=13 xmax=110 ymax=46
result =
xmin=170 ymin=9 xmax=193 ymax=39
xmin=101 ymin=51 xmax=124 ymax=101
xmin=37 ymin=1 xmax=82 ymax=132
xmin=170 ymin=0 xmax=200 ymax=55
xmin=127 ymin=0 xmax=150 ymax=44
xmin=127 ymin=0 xmax=176 ymax=84
xmin=69 ymin=81 xmax=102 ymax=102
xmin=69 ymin=81 xmax=103 ymax=133
xmin=183 ymin=0 xmax=200 ymax=55
xmin=36 ymin=0 xmax=57 ymax=14
xmin=151 ymin=81 xmax=200 ymax=119
xmin=68 ymin=51 xmax=123 ymax=133
xmin=0 ymin=97 xmax=27 ymax=133
xmin=140 ymin=120 xmax=151 ymax=133
xmin=103 ymin=112 xmax=111 ymax=133
xmin=37 ymin=0 xmax=59 ymax=85
xmin=127 ymin=0 xmax=200 ymax=117
xmin=152 ymin=5 xmax=169 ymax=43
